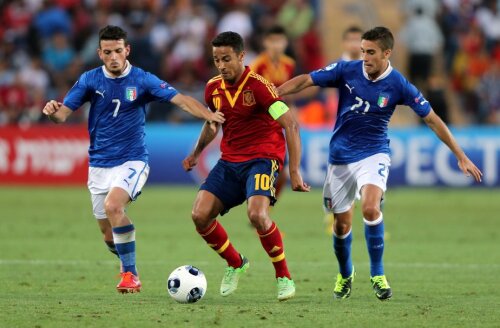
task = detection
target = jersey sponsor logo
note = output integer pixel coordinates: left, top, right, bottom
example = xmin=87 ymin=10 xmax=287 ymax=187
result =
xmin=242 ymin=90 xmax=256 ymax=106
xmin=160 ymin=82 xmax=167 ymax=89
xmin=345 ymin=83 xmax=355 ymax=94
xmin=377 ymin=94 xmax=389 ymax=108
xmin=95 ymin=89 xmax=105 ymax=98
xmin=125 ymin=87 xmax=137 ymax=102
xmin=414 ymin=94 xmax=428 ymax=105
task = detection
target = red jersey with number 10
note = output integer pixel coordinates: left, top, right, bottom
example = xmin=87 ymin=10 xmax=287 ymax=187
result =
xmin=205 ymin=66 xmax=286 ymax=167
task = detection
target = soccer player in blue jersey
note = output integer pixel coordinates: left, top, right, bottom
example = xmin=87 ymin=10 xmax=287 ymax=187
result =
xmin=278 ymin=26 xmax=482 ymax=300
xmin=42 ymin=25 xmax=225 ymax=293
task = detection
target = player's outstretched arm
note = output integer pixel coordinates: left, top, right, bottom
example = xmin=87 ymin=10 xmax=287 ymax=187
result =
xmin=277 ymin=74 xmax=315 ymax=97
xmin=42 ymin=100 xmax=73 ymax=123
xmin=275 ymin=104 xmax=310 ymax=192
xmin=171 ymin=94 xmax=225 ymax=124
xmin=182 ymin=122 xmax=220 ymax=171
xmin=423 ymin=109 xmax=483 ymax=182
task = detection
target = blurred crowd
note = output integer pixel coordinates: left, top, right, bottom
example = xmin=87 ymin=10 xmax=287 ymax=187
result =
xmin=0 ymin=0 xmax=322 ymax=125
xmin=0 ymin=0 xmax=498 ymax=126
xmin=401 ymin=0 xmax=500 ymax=124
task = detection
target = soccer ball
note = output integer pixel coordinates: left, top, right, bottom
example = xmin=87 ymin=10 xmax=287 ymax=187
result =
xmin=167 ymin=265 xmax=207 ymax=303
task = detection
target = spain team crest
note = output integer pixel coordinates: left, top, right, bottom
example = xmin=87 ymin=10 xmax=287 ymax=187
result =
xmin=125 ymin=87 xmax=137 ymax=102
xmin=243 ymin=90 xmax=256 ymax=106
xmin=377 ymin=93 xmax=389 ymax=108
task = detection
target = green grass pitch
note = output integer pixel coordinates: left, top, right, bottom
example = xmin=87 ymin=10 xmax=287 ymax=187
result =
xmin=1 ymin=186 xmax=499 ymax=327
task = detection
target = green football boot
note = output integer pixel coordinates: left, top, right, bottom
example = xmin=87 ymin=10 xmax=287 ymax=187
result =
xmin=370 ymin=275 xmax=392 ymax=300
xmin=333 ymin=270 xmax=355 ymax=299
xmin=277 ymin=277 xmax=296 ymax=301
xmin=220 ymin=256 xmax=249 ymax=296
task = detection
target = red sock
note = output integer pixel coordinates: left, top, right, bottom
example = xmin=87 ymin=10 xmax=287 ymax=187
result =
xmin=258 ymin=222 xmax=291 ymax=279
xmin=197 ymin=220 xmax=242 ymax=268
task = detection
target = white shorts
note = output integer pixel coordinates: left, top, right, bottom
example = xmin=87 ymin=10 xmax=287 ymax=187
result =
xmin=88 ymin=161 xmax=150 ymax=219
xmin=323 ymin=153 xmax=390 ymax=214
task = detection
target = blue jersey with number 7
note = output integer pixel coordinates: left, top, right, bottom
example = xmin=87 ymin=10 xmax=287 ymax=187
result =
xmin=63 ymin=63 xmax=178 ymax=167
xmin=310 ymin=60 xmax=431 ymax=165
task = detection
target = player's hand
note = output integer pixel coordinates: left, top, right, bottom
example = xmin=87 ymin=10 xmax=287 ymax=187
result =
xmin=182 ymin=154 xmax=198 ymax=171
xmin=42 ymin=100 xmax=62 ymax=116
xmin=457 ymin=156 xmax=483 ymax=183
xmin=290 ymin=172 xmax=311 ymax=192
xmin=209 ymin=111 xmax=225 ymax=124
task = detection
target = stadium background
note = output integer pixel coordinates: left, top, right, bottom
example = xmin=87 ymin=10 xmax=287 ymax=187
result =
xmin=0 ymin=0 xmax=499 ymax=187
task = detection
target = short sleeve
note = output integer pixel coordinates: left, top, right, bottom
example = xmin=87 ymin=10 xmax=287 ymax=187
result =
xmin=204 ymin=84 xmax=216 ymax=112
xmin=401 ymin=79 xmax=431 ymax=118
xmin=63 ymin=72 xmax=91 ymax=111
xmin=143 ymin=72 xmax=179 ymax=102
xmin=254 ymin=77 xmax=282 ymax=111
xmin=310 ymin=61 xmax=343 ymax=88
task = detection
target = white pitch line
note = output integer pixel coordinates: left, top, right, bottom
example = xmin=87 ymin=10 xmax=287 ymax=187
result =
xmin=0 ymin=259 xmax=499 ymax=269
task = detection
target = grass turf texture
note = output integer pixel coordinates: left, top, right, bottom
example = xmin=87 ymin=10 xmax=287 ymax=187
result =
xmin=1 ymin=186 xmax=499 ymax=328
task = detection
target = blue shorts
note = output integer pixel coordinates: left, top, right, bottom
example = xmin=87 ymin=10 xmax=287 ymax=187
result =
xmin=200 ymin=158 xmax=280 ymax=215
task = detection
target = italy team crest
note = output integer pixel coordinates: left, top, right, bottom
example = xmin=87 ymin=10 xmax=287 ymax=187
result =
xmin=377 ymin=93 xmax=389 ymax=108
xmin=125 ymin=87 xmax=137 ymax=101
xmin=243 ymin=90 xmax=256 ymax=106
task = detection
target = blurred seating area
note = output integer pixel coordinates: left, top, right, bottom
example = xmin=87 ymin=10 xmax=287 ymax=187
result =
xmin=0 ymin=0 xmax=322 ymax=125
xmin=0 ymin=0 xmax=498 ymax=126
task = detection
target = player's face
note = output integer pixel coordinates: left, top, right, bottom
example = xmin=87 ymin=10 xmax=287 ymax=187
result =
xmin=343 ymin=32 xmax=362 ymax=60
xmin=213 ymin=46 xmax=245 ymax=84
xmin=264 ymin=34 xmax=288 ymax=57
xmin=98 ymin=39 xmax=130 ymax=76
xmin=360 ymin=39 xmax=391 ymax=79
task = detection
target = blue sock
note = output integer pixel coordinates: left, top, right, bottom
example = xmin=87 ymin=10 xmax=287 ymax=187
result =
xmin=364 ymin=214 xmax=385 ymax=277
xmin=112 ymin=224 xmax=137 ymax=275
xmin=333 ymin=229 xmax=353 ymax=278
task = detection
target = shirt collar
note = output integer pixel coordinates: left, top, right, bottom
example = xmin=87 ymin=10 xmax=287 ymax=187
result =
xmin=221 ymin=66 xmax=251 ymax=89
xmin=362 ymin=60 xmax=393 ymax=82
xmin=102 ymin=60 xmax=132 ymax=79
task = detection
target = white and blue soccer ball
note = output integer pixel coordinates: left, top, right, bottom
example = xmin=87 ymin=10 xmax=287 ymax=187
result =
xmin=167 ymin=265 xmax=207 ymax=303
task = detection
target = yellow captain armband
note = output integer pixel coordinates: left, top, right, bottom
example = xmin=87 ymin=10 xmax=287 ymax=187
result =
xmin=268 ymin=101 xmax=289 ymax=120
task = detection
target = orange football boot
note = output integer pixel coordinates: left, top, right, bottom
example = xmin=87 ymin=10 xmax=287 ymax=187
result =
xmin=116 ymin=272 xmax=141 ymax=293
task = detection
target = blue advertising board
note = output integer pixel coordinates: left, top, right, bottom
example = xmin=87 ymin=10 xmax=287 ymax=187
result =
xmin=145 ymin=124 xmax=500 ymax=187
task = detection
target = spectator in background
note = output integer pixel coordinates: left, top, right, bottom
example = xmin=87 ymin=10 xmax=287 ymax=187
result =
xmin=42 ymin=31 xmax=76 ymax=73
xmin=425 ymin=75 xmax=450 ymax=124
xmin=477 ymin=59 xmax=500 ymax=124
xmin=400 ymin=6 xmax=443 ymax=89
xmin=475 ymin=0 xmax=500 ymax=53
xmin=251 ymin=25 xmax=295 ymax=87
xmin=277 ymin=0 xmax=314 ymax=40
xmin=340 ymin=26 xmax=363 ymax=61
xmin=32 ymin=0 xmax=72 ymax=40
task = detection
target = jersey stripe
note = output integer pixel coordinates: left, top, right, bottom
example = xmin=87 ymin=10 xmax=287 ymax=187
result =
xmin=250 ymin=72 xmax=279 ymax=98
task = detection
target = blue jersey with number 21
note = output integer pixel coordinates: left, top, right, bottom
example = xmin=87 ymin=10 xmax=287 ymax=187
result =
xmin=310 ymin=60 xmax=431 ymax=165
xmin=64 ymin=63 xmax=178 ymax=167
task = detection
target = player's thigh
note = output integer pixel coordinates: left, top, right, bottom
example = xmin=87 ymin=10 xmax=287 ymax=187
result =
xmin=88 ymin=167 xmax=113 ymax=220
xmin=355 ymin=153 xmax=390 ymax=205
xmin=110 ymin=161 xmax=150 ymax=201
xmin=245 ymin=159 xmax=280 ymax=206
xmin=199 ymin=160 xmax=246 ymax=215
xmin=323 ymin=163 xmax=357 ymax=214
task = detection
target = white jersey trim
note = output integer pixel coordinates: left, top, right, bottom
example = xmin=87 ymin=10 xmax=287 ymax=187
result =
xmin=102 ymin=60 xmax=132 ymax=79
xmin=362 ymin=61 xmax=393 ymax=82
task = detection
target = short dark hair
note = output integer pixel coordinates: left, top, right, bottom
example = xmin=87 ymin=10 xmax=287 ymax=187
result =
xmin=342 ymin=26 xmax=363 ymax=40
xmin=211 ymin=31 xmax=244 ymax=53
xmin=362 ymin=26 xmax=394 ymax=51
xmin=265 ymin=25 xmax=287 ymax=37
xmin=99 ymin=25 xmax=128 ymax=47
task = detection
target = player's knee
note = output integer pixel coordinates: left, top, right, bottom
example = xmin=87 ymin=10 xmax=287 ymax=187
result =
xmin=104 ymin=200 xmax=125 ymax=220
xmin=362 ymin=205 xmax=380 ymax=221
xmin=333 ymin=220 xmax=351 ymax=235
xmin=191 ymin=208 xmax=211 ymax=230
xmin=247 ymin=209 xmax=270 ymax=231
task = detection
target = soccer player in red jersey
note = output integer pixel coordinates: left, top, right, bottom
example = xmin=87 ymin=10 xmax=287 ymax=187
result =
xmin=251 ymin=26 xmax=295 ymax=198
xmin=183 ymin=31 xmax=310 ymax=301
